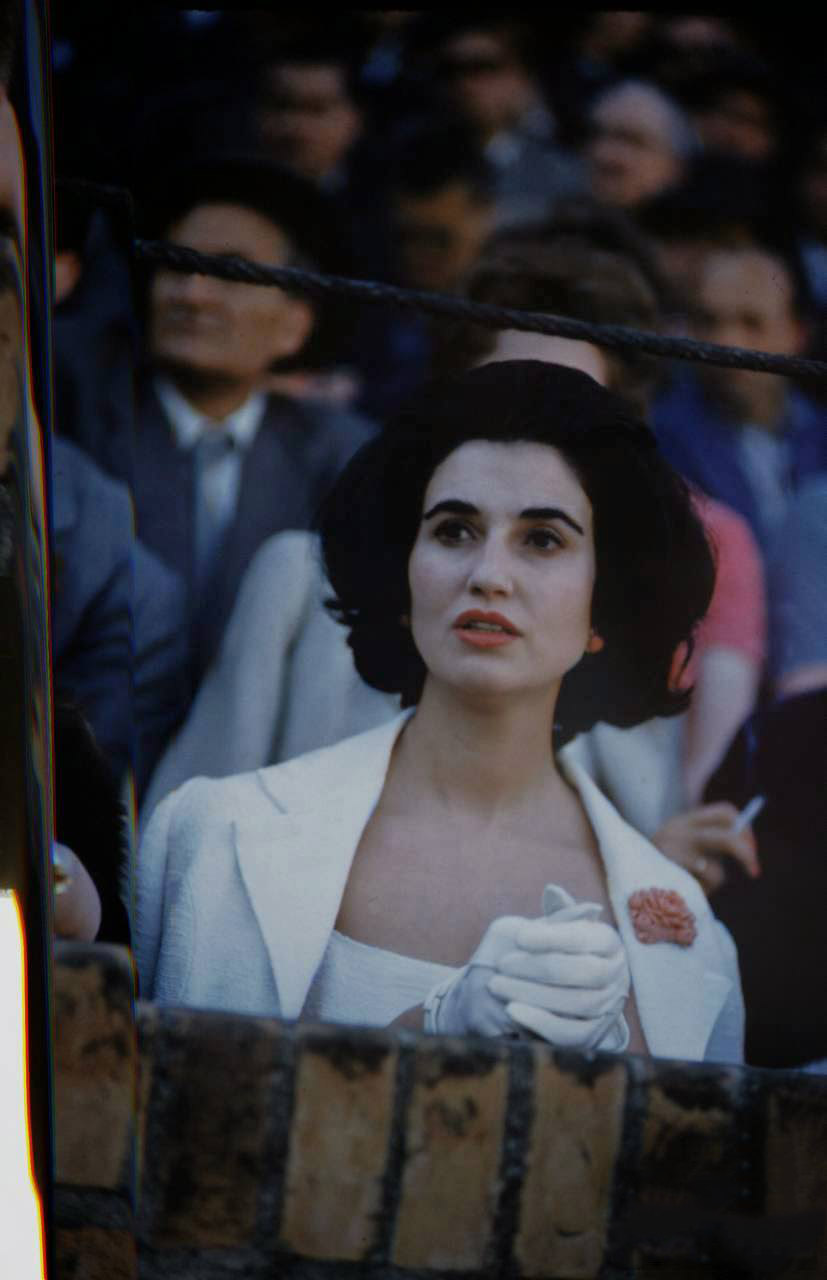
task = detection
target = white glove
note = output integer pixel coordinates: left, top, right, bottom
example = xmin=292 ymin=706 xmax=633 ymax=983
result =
xmin=423 ymin=914 xmax=535 ymax=1036
xmin=423 ymin=886 xmax=630 ymax=1051
xmin=492 ymin=886 xmax=631 ymax=1051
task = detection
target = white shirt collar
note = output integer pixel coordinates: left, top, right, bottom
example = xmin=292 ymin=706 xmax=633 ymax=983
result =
xmin=155 ymin=375 xmax=267 ymax=452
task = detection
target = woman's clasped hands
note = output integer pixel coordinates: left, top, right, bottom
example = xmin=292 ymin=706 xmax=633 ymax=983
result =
xmin=423 ymin=886 xmax=631 ymax=1051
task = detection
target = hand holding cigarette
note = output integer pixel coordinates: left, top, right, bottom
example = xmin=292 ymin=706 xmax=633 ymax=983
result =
xmin=652 ymin=798 xmax=763 ymax=895
xmin=732 ymin=795 xmax=766 ymax=834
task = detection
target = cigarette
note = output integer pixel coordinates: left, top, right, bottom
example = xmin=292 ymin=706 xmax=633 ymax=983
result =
xmin=733 ymin=795 xmax=765 ymax=833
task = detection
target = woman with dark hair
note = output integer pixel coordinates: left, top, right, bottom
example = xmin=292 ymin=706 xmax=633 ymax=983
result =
xmin=136 ymin=360 xmax=743 ymax=1062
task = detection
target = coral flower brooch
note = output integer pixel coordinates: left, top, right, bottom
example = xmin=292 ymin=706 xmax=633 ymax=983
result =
xmin=628 ymin=888 xmax=697 ymax=947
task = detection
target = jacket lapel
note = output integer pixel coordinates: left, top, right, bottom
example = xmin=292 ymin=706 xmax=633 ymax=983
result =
xmin=560 ymin=752 xmax=732 ymax=1061
xmin=231 ymin=712 xmax=411 ymax=1019
xmin=230 ymin=709 xmax=730 ymax=1052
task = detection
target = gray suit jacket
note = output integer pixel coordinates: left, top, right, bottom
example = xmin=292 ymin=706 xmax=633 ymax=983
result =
xmin=132 ymin=379 xmax=374 ymax=690
xmin=136 ymin=712 xmax=744 ymax=1063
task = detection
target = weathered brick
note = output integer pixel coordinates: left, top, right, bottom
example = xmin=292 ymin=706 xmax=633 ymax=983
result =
xmin=279 ymin=1026 xmax=397 ymax=1260
xmin=623 ymin=1065 xmax=743 ymax=1271
xmin=53 ymin=945 xmax=136 ymax=1191
xmin=392 ymin=1039 xmax=509 ymax=1271
xmin=55 ymin=1226 xmax=136 ymax=1280
xmin=764 ymin=1078 xmax=827 ymax=1276
xmin=146 ymin=1011 xmax=288 ymax=1249
xmin=515 ymin=1051 xmax=626 ymax=1279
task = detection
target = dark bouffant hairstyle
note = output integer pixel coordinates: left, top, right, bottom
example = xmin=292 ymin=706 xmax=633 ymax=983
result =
xmin=320 ymin=360 xmax=715 ymax=744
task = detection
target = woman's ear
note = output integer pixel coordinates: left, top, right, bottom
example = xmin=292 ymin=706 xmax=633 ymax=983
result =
xmin=586 ymin=629 xmax=605 ymax=654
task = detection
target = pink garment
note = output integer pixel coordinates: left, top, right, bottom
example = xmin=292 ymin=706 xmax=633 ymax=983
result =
xmin=672 ymin=490 xmax=768 ymax=690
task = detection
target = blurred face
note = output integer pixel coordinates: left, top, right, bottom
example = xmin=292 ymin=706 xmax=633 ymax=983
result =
xmin=693 ymin=248 xmax=804 ymax=415
xmin=408 ymin=441 xmax=596 ymax=702
xmin=149 ymin=202 xmax=312 ymax=388
xmin=393 ymin=182 xmax=494 ymax=292
xmin=693 ymin=89 xmax=776 ymax=162
xmin=436 ymin=32 xmax=535 ymax=138
xmin=587 ymin=89 xmax=684 ymax=209
xmin=258 ymin=63 xmax=361 ymax=182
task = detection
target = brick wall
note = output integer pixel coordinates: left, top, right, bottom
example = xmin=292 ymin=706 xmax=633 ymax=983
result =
xmin=53 ymin=946 xmax=827 ymax=1279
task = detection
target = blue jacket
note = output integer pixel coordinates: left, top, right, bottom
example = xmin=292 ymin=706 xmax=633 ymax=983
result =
xmin=52 ymin=436 xmax=188 ymax=789
xmin=652 ymin=372 xmax=827 ymax=552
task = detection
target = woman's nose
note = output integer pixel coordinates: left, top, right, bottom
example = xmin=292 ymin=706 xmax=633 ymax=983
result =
xmin=467 ymin=539 xmax=513 ymax=596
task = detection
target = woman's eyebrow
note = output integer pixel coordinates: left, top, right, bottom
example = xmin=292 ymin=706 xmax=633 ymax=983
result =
xmin=422 ymin=499 xmax=584 ymax=535
xmin=423 ymin=499 xmax=478 ymax=519
xmin=520 ymin=506 xmax=584 ymax=535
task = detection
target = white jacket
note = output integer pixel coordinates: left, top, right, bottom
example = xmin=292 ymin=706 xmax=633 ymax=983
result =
xmin=136 ymin=712 xmax=744 ymax=1063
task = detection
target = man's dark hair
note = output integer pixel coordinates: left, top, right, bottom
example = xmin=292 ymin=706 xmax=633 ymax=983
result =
xmin=137 ymin=145 xmax=341 ymax=274
xmin=135 ymin=147 xmax=348 ymax=371
xmin=254 ymin=30 xmax=366 ymax=110
xmin=435 ymin=199 xmax=671 ymax=411
xmin=319 ymin=360 xmax=715 ymax=743
xmin=408 ymin=14 xmax=538 ymax=77
xmin=387 ymin=119 xmax=494 ymax=204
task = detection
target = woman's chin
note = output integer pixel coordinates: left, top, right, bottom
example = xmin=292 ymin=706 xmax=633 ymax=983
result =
xmin=431 ymin=666 xmax=545 ymax=705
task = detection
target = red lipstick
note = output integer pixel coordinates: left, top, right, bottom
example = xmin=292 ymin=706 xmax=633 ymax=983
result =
xmin=453 ymin=609 xmax=521 ymax=648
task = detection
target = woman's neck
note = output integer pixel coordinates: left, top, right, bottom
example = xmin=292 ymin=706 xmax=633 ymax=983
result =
xmin=391 ymin=678 xmax=564 ymax=820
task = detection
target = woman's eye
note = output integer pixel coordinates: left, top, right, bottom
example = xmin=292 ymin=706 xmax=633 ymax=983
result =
xmin=526 ymin=527 xmax=563 ymax=550
xmin=434 ymin=519 xmax=473 ymax=544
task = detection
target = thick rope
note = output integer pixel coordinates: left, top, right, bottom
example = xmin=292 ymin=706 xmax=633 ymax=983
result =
xmin=134 ymin=238 xmax=827 ymax=381
xmin=57 ymin=178 xmax=827 ymax=380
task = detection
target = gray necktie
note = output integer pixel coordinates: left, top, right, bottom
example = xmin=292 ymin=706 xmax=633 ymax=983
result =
xmin=193 ymin=429 xmax=237 ymax=592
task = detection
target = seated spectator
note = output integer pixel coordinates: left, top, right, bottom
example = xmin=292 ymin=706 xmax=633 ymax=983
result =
xmin=355 ymin=121 xmax=498 ymax=421
xmin=436 ymin=207 xmax=668 ymax=414
xmin=138 ymin=360 xmax=743 ymax=1065
xmin=387 ymin=123 xmax=497 ymax=296
xmin=254 ymin=34 xmax=364 ymax=188
xmin=584 ymin=79 xmax=695 ymax=214
xmin=652 ymin=243 xmax=827 ymax=554
xmin=637 ymin=152 xmax=780 ymax=329
xmin=414 ymin=16 xmax=584 ymax=227
xmin=702 ymin=480 xmax=827 ymax=1069
xmin=133 ymin=150 xmax=375 ymax=700
xmin=677 ymin=47 xmax=784 ymax=166
xmin=248 ymin=30 xmax=405 ymax=383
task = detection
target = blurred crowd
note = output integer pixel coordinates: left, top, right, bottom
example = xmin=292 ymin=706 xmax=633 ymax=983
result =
xmin=44 ymin=11 xmax=827 ymax=1069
